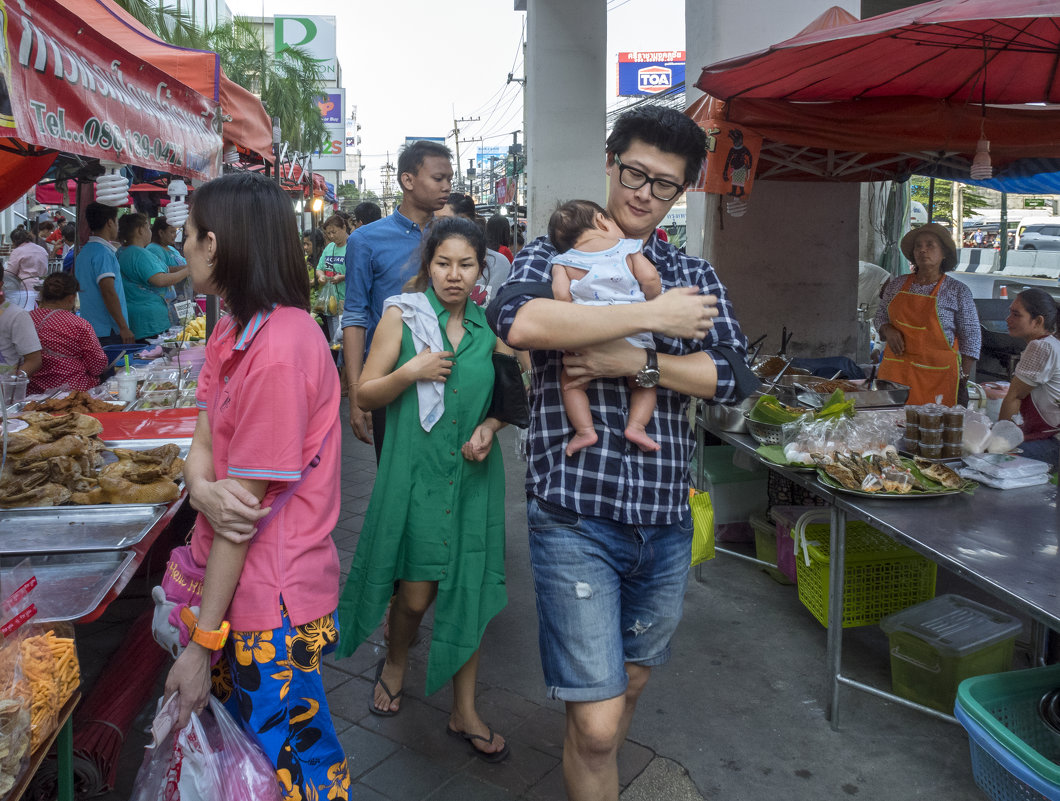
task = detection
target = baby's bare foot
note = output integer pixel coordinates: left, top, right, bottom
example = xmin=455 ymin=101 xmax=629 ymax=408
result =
xmin=566 ymin=430 xmax=598 ymax=457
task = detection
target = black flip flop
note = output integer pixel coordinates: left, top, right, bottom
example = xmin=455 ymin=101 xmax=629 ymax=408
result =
xmin=446 ymin=723 xmax=511 ymax=763
xmin=368 ymin=658 xmax=403 ymax=717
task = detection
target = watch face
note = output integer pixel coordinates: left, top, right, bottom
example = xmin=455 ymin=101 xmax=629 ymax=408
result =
xmin=636 ymin=368 xmax=661 ymax=388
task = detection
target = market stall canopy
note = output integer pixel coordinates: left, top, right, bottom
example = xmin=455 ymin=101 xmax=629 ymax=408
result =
xmin=71 ymin=0 xmax=274 ymax=160
xmin=690 ymin=1 xmax=1060 ymax=183
xmin=1 ymin=0 xmax=222 ymax=188
xmin=697 ymin=0 xmax=1060 ymax=104
xmin=685 ymin=94 xmax=1060 ymax=183
xmin=0 ymin=140 xmax=57 ymax=212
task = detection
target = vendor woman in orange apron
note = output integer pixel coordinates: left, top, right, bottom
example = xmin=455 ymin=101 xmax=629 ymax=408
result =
xmin=874 ymin=223 xmax=981 ymax=406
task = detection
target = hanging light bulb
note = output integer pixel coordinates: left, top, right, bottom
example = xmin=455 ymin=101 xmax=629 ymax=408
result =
xmin=726 ymin=197 xmax=749 ymax=217
xmin=970 ymin=138 xmax=993 ymax=180
xmin=223 ymin=145 xmax=240 ymax=165
xmin=165 ymin=180 xmax=189 ymax=228
xmin=95 ymin=160 xmax=129 ymax=206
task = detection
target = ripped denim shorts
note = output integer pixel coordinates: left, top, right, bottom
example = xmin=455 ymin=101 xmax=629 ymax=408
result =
xmin=526 ymin=496 xmax=691 ymax=702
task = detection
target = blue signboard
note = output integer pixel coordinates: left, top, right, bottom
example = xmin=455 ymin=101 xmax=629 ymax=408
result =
xmin=617 ymin=52 xmax=686 ymax=97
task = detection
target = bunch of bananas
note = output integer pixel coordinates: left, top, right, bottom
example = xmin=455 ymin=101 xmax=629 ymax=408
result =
xmin=178 ymin=316 xmax=207 ymax=342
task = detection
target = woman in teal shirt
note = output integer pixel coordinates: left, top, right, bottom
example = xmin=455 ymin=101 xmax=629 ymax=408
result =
xmin=116 ymin=213 xmax=189 ymax=340
xmin=147 ymin=218 xmax=192 ymax=325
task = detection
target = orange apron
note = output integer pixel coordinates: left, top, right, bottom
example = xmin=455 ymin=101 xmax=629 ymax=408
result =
xmin=877 ymin=275 xmax=962 ymax=406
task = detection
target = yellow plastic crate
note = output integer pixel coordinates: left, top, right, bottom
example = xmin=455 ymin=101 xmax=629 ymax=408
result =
xmin=795 ymin=521 xmax=936 ymax=628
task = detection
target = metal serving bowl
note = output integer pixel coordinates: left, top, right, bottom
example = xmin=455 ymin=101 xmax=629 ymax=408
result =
xmin=700 ymin=390 xmax=776 ymax=434
xmin=743 ymin=413 xmax=786 ymax=445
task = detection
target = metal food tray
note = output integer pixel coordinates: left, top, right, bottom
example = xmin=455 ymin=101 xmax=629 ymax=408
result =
xmin=0 ymin=505 xmax=168 ymax=554
xmin=0 ymin=440 xmax=189 ymax=513
xmin=0 ymin=550 xmax=135 ymax=623
xmin=126 ymin=395 xmax=196 ymax=411
xmin=772 ymin=375 xmax=910 ymax=408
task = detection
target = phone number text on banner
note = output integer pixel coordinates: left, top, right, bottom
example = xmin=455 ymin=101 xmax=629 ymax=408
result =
xmin=2 ymin=0 xmax=222 ymax=181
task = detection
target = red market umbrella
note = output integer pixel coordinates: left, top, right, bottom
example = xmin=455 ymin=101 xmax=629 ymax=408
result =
xmin=697 ymin=0 xmax=1060 ymax=105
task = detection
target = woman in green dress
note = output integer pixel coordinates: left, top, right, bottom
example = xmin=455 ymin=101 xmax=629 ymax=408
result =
xmin=336 ymin=217 xmax=510 ymax=762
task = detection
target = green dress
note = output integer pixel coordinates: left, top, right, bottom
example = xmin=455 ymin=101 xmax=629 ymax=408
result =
xmin=336 ymin=289 xmax=507 ymax=695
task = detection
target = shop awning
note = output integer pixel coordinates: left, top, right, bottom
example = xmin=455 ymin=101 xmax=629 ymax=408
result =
xmin=689 ymin=2 xmax=1060 ymax=184
xmin=67 ymin=0 xmax=273 ymax=160
xmin=2 ymin=0 xmax=221 ymax=186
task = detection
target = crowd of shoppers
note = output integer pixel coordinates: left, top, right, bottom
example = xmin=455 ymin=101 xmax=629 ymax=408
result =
xmin=10 ymin=101 xmax=1059 ymax=801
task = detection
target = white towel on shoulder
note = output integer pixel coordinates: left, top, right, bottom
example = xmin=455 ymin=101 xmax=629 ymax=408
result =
xmin=383 ymin=293 xmax=445 ymax=432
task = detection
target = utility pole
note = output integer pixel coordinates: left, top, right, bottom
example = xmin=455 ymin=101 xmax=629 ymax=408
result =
xmin=452 ymin=112 xmax=480 ymax=193
xmin=380 ymin=152 xmax=395 ymax=215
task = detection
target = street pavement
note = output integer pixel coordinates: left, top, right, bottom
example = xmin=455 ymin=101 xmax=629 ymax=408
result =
xmin=73 ymin=404 xmax=1009 ymax=800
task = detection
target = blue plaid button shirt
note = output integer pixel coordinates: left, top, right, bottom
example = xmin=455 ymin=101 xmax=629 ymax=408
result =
xmin=491 ymin=232 xmax=749 ymax=526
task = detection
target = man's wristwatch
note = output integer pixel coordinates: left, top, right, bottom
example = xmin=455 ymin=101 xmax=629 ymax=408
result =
xmin=180 ymin=607 xmax=231 ymax=651
xmin=634 ymin=348 xmax=661 ymax=388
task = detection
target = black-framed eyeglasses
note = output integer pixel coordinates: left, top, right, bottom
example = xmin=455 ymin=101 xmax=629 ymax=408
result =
xmin=613 ymin=155 xmax=684 ymax=201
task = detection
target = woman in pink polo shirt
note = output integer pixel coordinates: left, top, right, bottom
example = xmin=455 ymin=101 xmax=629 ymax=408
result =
xmin=162 ymin=172 xmax=349 ymax=801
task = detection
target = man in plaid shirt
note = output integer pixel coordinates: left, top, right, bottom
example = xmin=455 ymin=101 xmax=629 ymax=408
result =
xmin=488 ymin=106 xmax=752 ymax=800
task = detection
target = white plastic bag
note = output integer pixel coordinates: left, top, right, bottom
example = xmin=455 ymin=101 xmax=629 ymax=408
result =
xmin=130 ymin=695 xmax=280 ymax=801
xmin=962 ymin=453 xmax=1051 ymax=480
xmin=130 ymin=694 xmax=223 ymax=801
xmin=957 ymin=467 xmax=1050 ymax=490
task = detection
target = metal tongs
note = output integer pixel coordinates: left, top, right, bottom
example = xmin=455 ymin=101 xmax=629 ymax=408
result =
xmin=762 ymin=358 xmax=793 ymax=396
xmin=747 ymin=334 xmax=768 ymax=364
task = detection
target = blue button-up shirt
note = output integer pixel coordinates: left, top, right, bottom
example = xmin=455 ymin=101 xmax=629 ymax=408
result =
xmin=341 ymin=209 xmax=425 ymax=351
xmin=490 ymin=231 xmax=749 ymax=526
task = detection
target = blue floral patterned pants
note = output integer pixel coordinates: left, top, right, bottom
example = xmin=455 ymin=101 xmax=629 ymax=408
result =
xmin=211 ymin=605 xmax=349 ymax=801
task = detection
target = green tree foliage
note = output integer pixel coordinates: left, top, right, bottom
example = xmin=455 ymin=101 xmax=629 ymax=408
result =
xmin=910 ymin=177 xmax=991 ymax=226
xmin=203 ymin=18 xmax=328 ymax=154
xmin=113 ymin=0 xmax=202 ymax=48
xmin=113 ymin=2 xmax=328 ymax=154
xmin=336 ymin=184 xmax=384 ymax=211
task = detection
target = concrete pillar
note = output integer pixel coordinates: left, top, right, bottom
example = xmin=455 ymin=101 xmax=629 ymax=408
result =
xmin=711 ymin=180 xmax=861 ymax=356
xmin=524 ymin=0 xmax=605 ymax=238
xmin=685 ymin=0 xmax=863 ymax=357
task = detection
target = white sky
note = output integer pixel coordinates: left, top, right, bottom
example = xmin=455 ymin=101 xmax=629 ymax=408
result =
xmin=226 ymin=0 xmax=685 ymax=193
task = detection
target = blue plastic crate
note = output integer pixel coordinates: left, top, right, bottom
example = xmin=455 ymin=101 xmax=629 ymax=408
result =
xmin=954 ymin=702 xmax=1060 ymax=801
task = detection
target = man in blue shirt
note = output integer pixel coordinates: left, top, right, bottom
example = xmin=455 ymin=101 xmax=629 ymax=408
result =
xmin=60 ymin=224 xmax=76 ymax=273
xmin=489 ymin=106 xmax=753 ymax=801
xmin=341 ymin=140 xmax=453 ymax=458
xmin=75 ymin=203 xmax=133 ymax=344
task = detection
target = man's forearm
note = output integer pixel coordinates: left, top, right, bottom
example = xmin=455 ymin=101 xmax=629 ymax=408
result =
xmin=508 ymin=297 xmax=659 ymax=351
xmin=342 ymin=326 xmax=366 ymax=390
xmin=659 ymin=351 xmax=719 ymax=400
xmin=100 ymin=285 xmax=130 ymax=333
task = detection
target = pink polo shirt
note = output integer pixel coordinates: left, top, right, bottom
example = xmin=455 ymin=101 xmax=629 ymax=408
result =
xmin=191 ymin=306 xmax=341 ymax=631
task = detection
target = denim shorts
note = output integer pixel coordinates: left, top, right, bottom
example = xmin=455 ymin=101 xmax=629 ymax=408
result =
xmin=526 ymin=496 xmax=691 ymax=702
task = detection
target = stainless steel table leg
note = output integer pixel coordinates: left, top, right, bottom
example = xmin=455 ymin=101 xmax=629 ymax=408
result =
xmin=57 ymin=715 xmax=73 ymax=801
xmin=827 ymin=505 xmax=846 ymax=731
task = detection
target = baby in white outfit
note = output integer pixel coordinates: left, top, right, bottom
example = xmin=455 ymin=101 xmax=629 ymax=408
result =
xmin=548 ymin=200 xmax=662 ymax=456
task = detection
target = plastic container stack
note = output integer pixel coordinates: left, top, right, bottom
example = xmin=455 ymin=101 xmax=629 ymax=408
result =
xmin=880 ymin=594 xmax=1022 ymax=714
xmin=955 ymin=664 xmax=1060 ymax=801
xmin=903 ymin=404 xmax=964 ymax=459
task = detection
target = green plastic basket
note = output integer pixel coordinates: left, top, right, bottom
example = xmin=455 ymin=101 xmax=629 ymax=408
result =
xmin=956 ymin=665 xmax=1060 ymax=787
xmin=794 ymin=521 xmax=937 ymax=628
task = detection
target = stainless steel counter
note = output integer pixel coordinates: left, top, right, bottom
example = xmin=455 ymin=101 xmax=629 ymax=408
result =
xmin=698 ymin=419 xmax=1059 ymax=728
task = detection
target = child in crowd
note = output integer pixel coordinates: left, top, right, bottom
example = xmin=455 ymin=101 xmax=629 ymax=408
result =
xmin=548 ymin=199 xmax=661 ymax=456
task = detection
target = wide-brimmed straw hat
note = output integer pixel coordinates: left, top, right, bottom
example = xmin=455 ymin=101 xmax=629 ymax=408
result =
xmin=900 ymin=223 xmax=958 ymax=272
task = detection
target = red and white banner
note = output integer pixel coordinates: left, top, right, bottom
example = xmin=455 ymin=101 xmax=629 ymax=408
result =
xmin=0 ymin=0 xmax=222 ymax=181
